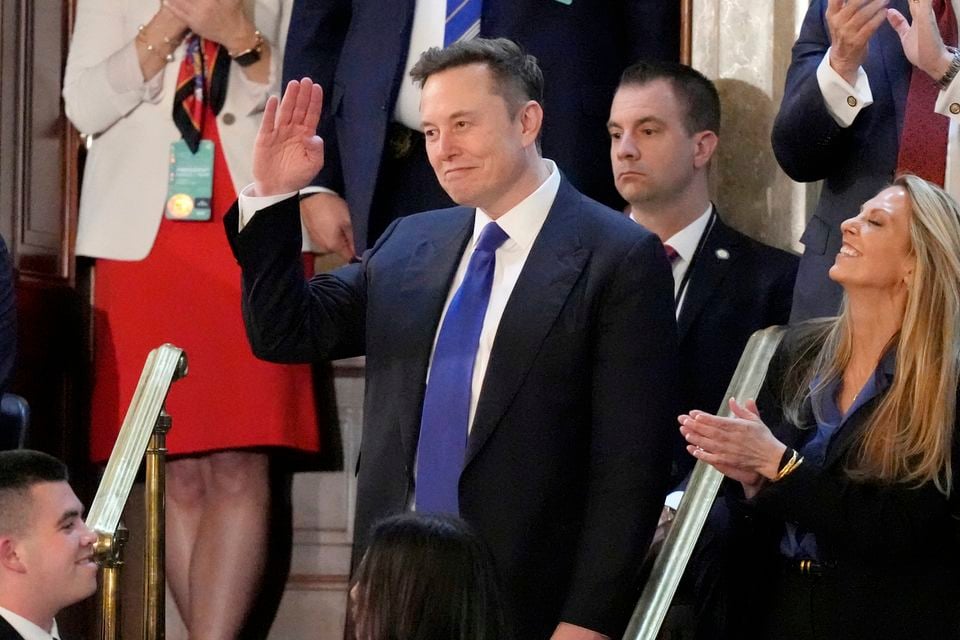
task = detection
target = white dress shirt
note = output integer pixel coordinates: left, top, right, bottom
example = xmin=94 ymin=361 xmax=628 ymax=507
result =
xmin=630 ymin=205 xmax=713 ymax=317
xmin=0 ymin=607 xmax=59 ymax=640
xmin=816 ymin=0 xmax=960 ymax=199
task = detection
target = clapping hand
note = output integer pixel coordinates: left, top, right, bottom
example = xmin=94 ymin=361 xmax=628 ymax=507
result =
xmin=678 ymin=398 xmax=787 ymax=498
xmin=164 ymin=0 xmax=252 ymax=52
xmin=252 ymin=78 xmax=325 ymax=197
xmin=887 ymin=0 xmax=955 ymax=82
xmin=826 ymin=0 xmax=890 ymax=85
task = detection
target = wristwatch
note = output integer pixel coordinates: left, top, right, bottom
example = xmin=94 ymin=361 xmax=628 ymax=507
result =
xmin=938 ymin=46 xmax=960 ymax=91
xmin=230 ymin=30 xmax=263 ymax=67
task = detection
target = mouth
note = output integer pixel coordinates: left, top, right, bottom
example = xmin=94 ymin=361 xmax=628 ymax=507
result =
xmin=617 ymin=170 xmax=645 ymax=180
xmin=838 ymin=242 xmax=862 ymax=258
xmin=443 ymin=167 xmax=474 ymax=178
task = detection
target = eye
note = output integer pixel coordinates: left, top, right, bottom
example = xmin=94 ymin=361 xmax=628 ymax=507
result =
xmin=867 ymin=218 xmax=882 ymax=227
xmin=455 ymin=120 xmax=469 ymax=129
xmin=609 ymin=131 xmax=622 ymax=140
xmin=641 ymin=127 xmax=657 ymax=136
xmin=423 ymin=128 xmax=437 ymax=139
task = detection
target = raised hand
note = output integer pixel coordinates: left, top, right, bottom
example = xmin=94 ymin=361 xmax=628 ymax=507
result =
xmin=252 ymin=78 xmax=324 ymax=197
xmin=887 ymin=0 xmax=954 ymax=81
xmin=826 ymin=0 xmax=890 ymax=85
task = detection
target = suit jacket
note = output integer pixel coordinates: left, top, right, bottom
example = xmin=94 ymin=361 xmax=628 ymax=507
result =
xmin=723 ymin=325 xmax=960 ymax=639
xmin=0 ymin=617 xmax=23 ymax=640
xmin=225 ymin=177 xmax=680 ymax=638
xmin=771 ymin=0 xmax=911 ymax=321
xmin=64 ymin=0 xmax=303 ymax=260
xmin=0 ymin=234 xmax=15 ymax=398
xmin=282 ymin=0 xmax=680 ymax=251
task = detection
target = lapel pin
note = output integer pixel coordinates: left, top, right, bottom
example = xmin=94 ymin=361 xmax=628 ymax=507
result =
xmin=715 ymin=248 xmax=730 ymax=260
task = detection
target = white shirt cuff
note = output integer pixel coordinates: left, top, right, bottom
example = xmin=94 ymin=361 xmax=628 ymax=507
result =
xmin=817 ymin=48 xmax=873 ymax=128
xmin=664 ymin=491 xmax=684 ymax=511
xmin=299 ymin=185 xmax=339 ymax=197
xmin=935 ymin=72 xmax=960 ymax=121
xmin=237 ymin=183 xmax=298 ymax=231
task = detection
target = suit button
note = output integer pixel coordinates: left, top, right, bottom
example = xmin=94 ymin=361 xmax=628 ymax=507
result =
xmin=846 ymin=96 xmax=857 ymax=108
xmin=222 ymin=112 xmax=236 ymax=125
xmin=951 ymin=103 xmax=960 ymax=115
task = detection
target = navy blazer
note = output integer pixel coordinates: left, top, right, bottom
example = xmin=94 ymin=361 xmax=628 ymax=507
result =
xmin=723 ymin=325 xmax=960 ymax=639
xmin=673 ymin=212 xmax=797 ymax=480
xmin=225 ymin=178 xmax=680 ymax=638
xmin=282 ymin=0 xmax=680 ymax=251
xmin=772 ymin=0 xmax=911 ymax=321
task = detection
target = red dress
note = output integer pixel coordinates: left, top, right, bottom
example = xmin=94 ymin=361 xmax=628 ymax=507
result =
xmin=89 ymin=108 xmax=320 ymax=462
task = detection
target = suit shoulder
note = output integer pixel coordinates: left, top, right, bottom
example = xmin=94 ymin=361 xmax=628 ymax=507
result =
xmin=574 ymin=193 xmax=657 ymax=250
xmin=725 ymin=225 xmax=799 ymax=273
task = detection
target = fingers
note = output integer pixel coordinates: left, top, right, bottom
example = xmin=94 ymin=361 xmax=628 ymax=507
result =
xmin=163 ymin=0 xmax=190 ymax=23
xmin=278 ymin=79 xmax=301 ymax=126
xmin=291 ymin=77 xmax=314 ymax=127
xmin=304 ymin=82 xmax=324 ymax=133
xmin=259 ymin=95 xmax=279 ymax=137
xmin=728 ymin=397 xmax=760 ymax=421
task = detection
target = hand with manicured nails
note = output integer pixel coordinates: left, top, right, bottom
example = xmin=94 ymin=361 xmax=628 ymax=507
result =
xmin=826 ymin=0 xmax=891 ymax=85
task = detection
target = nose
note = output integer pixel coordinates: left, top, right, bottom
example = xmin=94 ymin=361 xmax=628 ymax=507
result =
xmin=79 ymin=520 xmax=97 ymax=546
xmin=616 ymin=131 xmax=639 ymax=161
xmin=840 ymin=215 xmax=859 ymax=236
xmin=435 ymin=130 xmax=459 ymax=160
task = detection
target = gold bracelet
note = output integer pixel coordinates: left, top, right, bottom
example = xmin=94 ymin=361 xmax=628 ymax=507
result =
xmin=137 ymin=23 xmax=179 ymax=63
xmin=775 ymin=450 xmax=804 ymax=481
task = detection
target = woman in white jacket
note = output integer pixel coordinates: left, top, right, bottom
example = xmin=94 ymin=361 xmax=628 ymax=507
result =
xmin=64 ymin=0 xmax=319 ymax=636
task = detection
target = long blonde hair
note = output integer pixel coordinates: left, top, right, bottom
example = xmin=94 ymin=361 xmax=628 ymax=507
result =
xmin=784 ymin=175 xmax=960 ymax=495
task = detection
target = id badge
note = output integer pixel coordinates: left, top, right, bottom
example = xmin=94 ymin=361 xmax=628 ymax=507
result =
xmin=165 ymin=139 xmax=214 ymax=221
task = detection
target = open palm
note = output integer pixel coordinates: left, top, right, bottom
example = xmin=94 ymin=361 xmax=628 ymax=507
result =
xmin=252 ymin=78 xmax=325 ymax=197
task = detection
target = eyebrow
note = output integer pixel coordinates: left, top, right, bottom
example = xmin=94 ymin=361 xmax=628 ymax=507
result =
xmin=57 ymin=509 xmax=82 ymax=527
xmin=607 ymin=115 xmax=664 ymax=130
xmin=421 ymin=109 xmax=480 ymax=128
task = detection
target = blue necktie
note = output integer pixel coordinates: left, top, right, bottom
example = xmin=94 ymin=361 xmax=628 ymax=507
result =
xmin=444 ymin=0 xmax=482 ymax=46
xmin=416 ymin=222 xmax=509 ymax=514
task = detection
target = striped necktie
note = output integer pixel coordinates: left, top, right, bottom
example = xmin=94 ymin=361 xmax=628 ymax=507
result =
xmin=444 ymin=0 xmax=482 ymax=46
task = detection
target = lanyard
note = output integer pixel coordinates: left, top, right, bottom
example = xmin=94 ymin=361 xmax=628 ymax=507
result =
xmin=674 ymin=208 xmax=718 ymax=306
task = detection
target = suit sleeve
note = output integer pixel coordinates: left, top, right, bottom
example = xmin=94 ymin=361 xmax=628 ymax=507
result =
xmin=771 ymin=0 xmax=857 ymax=183
xmin=623 ymin=0 xmax=680 ymax=62
xmin=223 ymin=194 xmax=399 ymax=363
xmin=0 ymin=235 xmax=15 ymax=396
xmin=764 ymin=253 xmax=799 ymax=327
xmin=282 ymin=0 xmax=351 ymax=193
xmin=560 ymin=234 xmax=679 ymax=637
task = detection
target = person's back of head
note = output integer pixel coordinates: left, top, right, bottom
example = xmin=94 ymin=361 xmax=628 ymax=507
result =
xmin=351 ymin=514 xmax=509 ymax=640
xmin=0 ymin=450 xmax=97 ymax=633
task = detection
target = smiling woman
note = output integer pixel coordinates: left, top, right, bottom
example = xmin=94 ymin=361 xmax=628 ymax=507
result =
xmin=678 ymin=175 xmax=960 ymax=638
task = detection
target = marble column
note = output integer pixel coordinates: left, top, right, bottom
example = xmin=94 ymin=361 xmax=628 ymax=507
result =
xmin=692 ymin=0 xmax=820 ymax=252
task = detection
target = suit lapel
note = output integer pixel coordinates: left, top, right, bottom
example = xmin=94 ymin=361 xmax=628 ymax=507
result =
xmin=0 ymin=615 xmax=26 ymax=640
xmin=823 ymin=396 xmax=882 ymax=469
xmin=397 ymin=210 xmax=474 ymax=462
xmin=465 ymin=180 xmax=588 ymax=466
xmin=677 ymin=213 xmax=740 ymax=339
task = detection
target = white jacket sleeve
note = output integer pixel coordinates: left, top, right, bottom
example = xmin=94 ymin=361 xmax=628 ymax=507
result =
xmin=63 ymin=0 xmax=165 ymax=135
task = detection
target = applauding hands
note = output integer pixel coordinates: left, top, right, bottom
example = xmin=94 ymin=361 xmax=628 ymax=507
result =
xmin=252 ymin=78 xmax=325 ymax=197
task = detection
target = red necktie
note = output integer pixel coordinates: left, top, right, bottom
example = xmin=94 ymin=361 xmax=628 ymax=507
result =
xmin=896 ymin=0 xmax=958 ymax=185
xmin=172 ymin=35 xmax=230 ymax=153
xmin=663 ymin=243 xmax=680 ymax=265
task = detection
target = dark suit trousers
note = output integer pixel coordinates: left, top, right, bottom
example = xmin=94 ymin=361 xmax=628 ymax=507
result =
xmin=367 ymin=125 xmax=454 ymax=247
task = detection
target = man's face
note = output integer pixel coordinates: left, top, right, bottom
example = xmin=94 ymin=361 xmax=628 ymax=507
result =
xmin=16 ymin=482 xmax=98 ymax=613
xmin=420 ymin=63 xmax=537 ymax=215
xmin=608 ymin=79 xmax=705 ymax=208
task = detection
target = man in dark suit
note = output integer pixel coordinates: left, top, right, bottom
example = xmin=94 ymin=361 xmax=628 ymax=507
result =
xmin=226 ymin=39 xmax=679 ymax=639
xmin=283 ymin=0 xmax=680 ymax=260
xmin=0 ymin=450 xmax=98 ymax=640
xmin=608 ymin=61 xmax=798 ymax=639
xmin=773 ymin=0 xmax=960 ymax=321
xmin=608 ymin=60 xmax=798 ymax=480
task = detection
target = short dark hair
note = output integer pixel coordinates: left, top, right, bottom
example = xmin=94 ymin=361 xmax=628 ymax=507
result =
xmin=618 ymin=60 xmax=721 ymax=136
xmin=352 ymin=514 xmax=510 ymax=640
xmin=410 ymin=37 xmax=544 ymax=116
xmin=0 ymin=450 xmax=69 ymax=536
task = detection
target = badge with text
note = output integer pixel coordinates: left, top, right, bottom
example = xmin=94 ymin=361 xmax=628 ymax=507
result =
xmin=165 ymin=139 xmax=214 ymax=221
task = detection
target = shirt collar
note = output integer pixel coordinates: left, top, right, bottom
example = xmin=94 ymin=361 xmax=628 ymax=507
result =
xmin=661 ymin=204 xmax=714 ymax=264
xmin=0 ymin=606 xmax=59 ymax=640
xmin=809 ymin=344 xmax=898 ymax=425
xmin=473 ymin=159 xmax=561 ymax=252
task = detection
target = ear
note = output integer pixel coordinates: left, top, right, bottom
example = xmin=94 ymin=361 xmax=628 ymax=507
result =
xmin=0 ymin=537 xmax=27 ymax=574
xmin=692 ymin=130 xmax=719 ymax=169
xmin=518 ymin=100 xmax=544 ymax=148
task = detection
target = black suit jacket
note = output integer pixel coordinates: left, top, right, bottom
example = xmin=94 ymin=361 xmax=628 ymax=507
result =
xmin=282 ymin=0 xmax=680 ymax=250
xmin=225 ymin=178 xmax=680 ymax=638
xmin=673 ymin=213 xmax=798 ymax=479
xmin=724 ymin=326 xmax=960 ymax=639
xmin=0 ymin=616 xmax=26 ymax=640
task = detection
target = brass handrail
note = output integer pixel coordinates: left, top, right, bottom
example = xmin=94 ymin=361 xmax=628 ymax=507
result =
xmin=623 ymin=326 xmax=786 ymax=640
xmin=86 ymin=344 xmax=188 ymax=640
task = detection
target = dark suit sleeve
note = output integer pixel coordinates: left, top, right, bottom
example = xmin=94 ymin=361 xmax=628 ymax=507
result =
xmin=224 ymin=195 xmax=395 ymax=363
xmin=282 ymin=0 xmax=351 ymax=193
xmin=623 ymin=0 xmax=680 ymax=62
xmin=771 ymin=0 xmax=856 ymax=183
xmin=764 ymin=253 xmax=799 ymax=327
xmin=0 ymin=235 xmax=14 ymax=396
xmin=560 ymin=234 xmax=679 ymax=636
